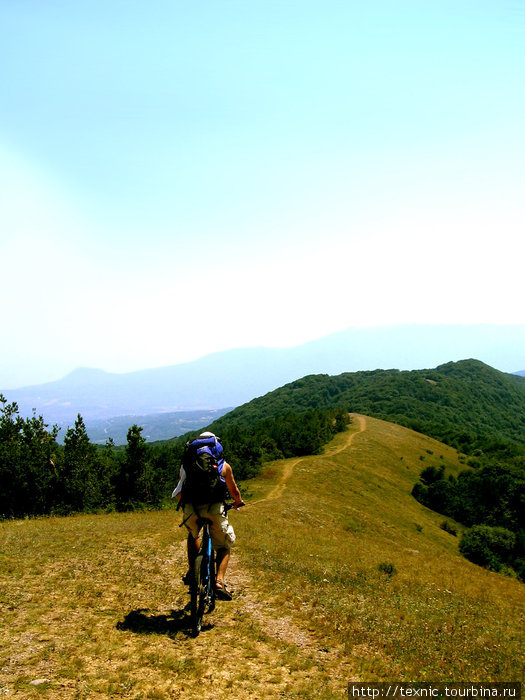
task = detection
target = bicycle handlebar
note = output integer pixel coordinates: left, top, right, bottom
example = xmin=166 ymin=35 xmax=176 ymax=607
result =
xmin=224 ymin=502 xmax=246 ymax=513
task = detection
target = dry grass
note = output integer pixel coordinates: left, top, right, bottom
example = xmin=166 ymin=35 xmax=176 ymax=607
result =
xmin=1 ymin=414 xmax=523 ymax=698
xmin=236 ymin=415 xmax=525 ymax=682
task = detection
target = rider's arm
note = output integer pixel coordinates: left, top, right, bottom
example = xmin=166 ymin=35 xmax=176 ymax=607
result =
xmin=222 ymin=462 xmax=244 ymax=508
xmin=172 ymin=466 xmax=186 ymax=501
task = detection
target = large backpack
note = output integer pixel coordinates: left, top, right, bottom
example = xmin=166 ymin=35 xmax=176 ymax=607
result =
xmin=180 ymin=435 xmax=228 ymax=505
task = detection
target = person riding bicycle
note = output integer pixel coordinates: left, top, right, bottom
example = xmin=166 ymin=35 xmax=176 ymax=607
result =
xmin=173 ymin=431 xmax=244 ymax=601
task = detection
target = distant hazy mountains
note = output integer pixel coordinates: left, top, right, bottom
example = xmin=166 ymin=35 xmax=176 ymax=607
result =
xmin=4 ymin=324 xmax=525 ymax=430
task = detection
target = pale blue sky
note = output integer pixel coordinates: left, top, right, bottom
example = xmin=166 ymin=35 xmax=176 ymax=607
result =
xmin=1 ymin=1 xmax=524 ymax=388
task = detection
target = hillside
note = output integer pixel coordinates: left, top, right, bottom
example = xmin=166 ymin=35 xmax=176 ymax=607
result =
xmin=209 ymin=359 xmax=525 ymax=449
xmin=1 ymin=416 xmax=522 ymax=698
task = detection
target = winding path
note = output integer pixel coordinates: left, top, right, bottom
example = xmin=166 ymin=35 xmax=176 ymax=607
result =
xmin=225 ymin=413 xmax=368 ymax=689
xmin=260 ymin=413 xmax=367 ymax=503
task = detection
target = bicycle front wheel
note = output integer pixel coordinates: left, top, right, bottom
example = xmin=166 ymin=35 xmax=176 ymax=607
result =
xmin=191 ymin=553 xmax=205 ymax=637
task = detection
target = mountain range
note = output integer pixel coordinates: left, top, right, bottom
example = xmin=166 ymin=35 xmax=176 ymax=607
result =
xmin=3 ymin=324 xmax=525 ymax=441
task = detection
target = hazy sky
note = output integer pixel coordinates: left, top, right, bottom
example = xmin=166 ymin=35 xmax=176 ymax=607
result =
xmin=1 ymin=0 xmax=524 ymax=389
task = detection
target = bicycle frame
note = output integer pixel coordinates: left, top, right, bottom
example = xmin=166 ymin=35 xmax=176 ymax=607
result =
xmin=186 ymin=502 xmax=241 ymax=637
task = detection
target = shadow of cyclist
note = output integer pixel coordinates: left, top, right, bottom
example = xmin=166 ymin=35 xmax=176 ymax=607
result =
xmin=117 ymin=608 xmax=214 ymax=638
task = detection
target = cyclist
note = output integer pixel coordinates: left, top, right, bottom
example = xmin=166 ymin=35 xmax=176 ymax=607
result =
xmin=173 ymin=432 xmax=244 ymax=600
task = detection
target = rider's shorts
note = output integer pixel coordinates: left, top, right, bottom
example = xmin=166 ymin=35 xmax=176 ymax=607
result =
xmin=182 ymin=502 xmax=236 ymax=551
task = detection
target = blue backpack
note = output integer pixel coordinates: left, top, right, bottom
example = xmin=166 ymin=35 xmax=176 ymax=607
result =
xmin=180 ymin=434 xmax=227 ymax=505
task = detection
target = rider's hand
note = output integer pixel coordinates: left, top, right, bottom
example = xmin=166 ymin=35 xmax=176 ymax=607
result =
xmin=234 ymin=500 xmax=245 ymax=510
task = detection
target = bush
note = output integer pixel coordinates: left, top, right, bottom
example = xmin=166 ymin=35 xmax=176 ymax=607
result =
xmin=419 ymin=465 xmax=445 ymax=486
xmin=425 ymin=479 xmax=457 ymax=515
xmin=459 ymin=525 xmax=516 ymax=572
xmin=515 ymin=560 xmax=525 ymax=583
xmin=378 ymin=562 xmax=397 ymax=577
xmin=440 ymin=521 xmax=457 ymax=536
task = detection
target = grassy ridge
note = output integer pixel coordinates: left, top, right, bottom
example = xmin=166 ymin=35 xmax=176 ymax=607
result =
xmin=1 ymin=415 xmax=523 ymax=698
xmin=237 ymin=415 xmax=524 ymax=682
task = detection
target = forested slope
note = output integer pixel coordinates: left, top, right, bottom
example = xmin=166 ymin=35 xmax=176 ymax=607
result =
xmin=209 ymin=359 xmax=525 ymax=451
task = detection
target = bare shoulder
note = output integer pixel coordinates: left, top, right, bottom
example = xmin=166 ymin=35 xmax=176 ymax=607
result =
xmin=222 ymin=461 xmax=233 ymax=476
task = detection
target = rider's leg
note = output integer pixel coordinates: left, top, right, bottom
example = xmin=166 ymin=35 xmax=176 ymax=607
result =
xmin=183 ymin=505 xmax=201 ymax=575
xmin=187 ymin=532 xmax=201 ymax=568
xmin=215 ymin=547 xmax=230 ymax=586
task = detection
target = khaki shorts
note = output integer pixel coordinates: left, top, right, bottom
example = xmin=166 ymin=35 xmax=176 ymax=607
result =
xmin=182 ymin=502 xmax=236 ymax=551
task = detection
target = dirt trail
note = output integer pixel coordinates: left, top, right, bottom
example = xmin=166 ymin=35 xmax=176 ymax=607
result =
xmin=162 ymin=415 xmax=368 ymax=697
xmin=265 ymin=457 xmax=301 ymax=501
xmin=217 ymin=414 xmax=368 ymax=693
xmin=326 ymin=414 xmax=366 ymax=456
xmin=164 ymin=532 xmax=358 ymax=697
xmin=225 ymin=559 xmax=359 ymax=694
xmin=260 ymin=413 xmax=366 ymax=504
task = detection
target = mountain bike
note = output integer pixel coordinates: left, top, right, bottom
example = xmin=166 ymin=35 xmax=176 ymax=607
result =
xmin=189 ymin=502 xmax=241 ymax=637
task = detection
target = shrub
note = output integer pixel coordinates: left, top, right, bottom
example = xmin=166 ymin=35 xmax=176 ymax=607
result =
xmin=425 ymin=479 xmax=457 ymax=515
xmin=440 ymin=521 xmax=457 ymax=536
xmin=459 ymin=525 xmax=516 ymax=572
xmin=515 ymin=560 xmax=525 ymax=583
xmin=411 ymin=482 xmax=427 ymax=504
xmin=378 ymin=562 xmax=397 ymax=577
xmin=419 ymin=465 xmax=445 ymax=486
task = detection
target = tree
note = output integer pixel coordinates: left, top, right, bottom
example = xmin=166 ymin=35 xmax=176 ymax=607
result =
xmin=0 ymin=396 xmax=24 ymax=517
xmin=60 ymin=414 xmax=102 ymax=513
xmin=115 ymin=424 xmax=150 ymax=508
xmin=459 ymin=525 xmax=516 ymax=572
xmin=0 ymin=396 xmax=59 ymax=517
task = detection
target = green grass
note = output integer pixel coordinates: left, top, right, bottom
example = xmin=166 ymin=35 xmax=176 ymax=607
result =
xmin=1 ymin=414 xmax=523 ymax=698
